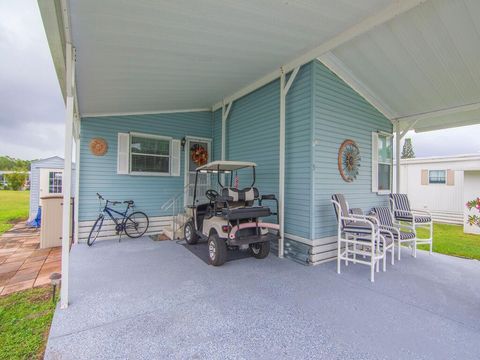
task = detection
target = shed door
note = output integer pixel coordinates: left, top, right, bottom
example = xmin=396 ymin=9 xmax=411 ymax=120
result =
xmin=184 ymin=137 xmax=211 ymax=206
xmin=39 ymin=169 xmax=63 ymax=205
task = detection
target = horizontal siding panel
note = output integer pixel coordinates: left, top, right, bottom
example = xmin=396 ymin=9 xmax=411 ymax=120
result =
xmin=79 ymin=111 xmax=212 ymax=221
xmin=313 ymin=60 xmax=392 ymax=239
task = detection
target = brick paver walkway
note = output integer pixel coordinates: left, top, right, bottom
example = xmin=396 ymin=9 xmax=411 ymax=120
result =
xmin=0 ymin=222 xmax=61 ymax=296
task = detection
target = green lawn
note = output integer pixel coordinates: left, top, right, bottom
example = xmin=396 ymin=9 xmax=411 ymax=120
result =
xmin=417 ymin=223 xmax=480 ymax=260
xmin=0 ymin=286 xmax=57 ymax=360
xmin=0 ymin=190 xmax=29 ymax=235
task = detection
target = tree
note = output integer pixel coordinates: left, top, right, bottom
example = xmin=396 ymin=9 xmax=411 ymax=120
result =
xmin=4 ymin=172 xmax=28 ymax=191
xmin=401 ymin=138 xmax=415 ymax=159
xmin=0 ymin=156 xmax=31 ymax=171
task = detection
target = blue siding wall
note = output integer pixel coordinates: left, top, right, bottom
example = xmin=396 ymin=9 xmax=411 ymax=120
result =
xmin=312 ymin=60 xmax=393 ymax=239
xmin=223 ymin=63 xmax=313 ymax=238
xmin=79 ymin=111 xmax=212 ymax=221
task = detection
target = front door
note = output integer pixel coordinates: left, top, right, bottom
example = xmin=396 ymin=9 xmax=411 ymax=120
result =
xmin=184 ymin=137 xmax=212 ymax=206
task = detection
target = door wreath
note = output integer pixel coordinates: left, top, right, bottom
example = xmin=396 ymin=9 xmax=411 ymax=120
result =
xmin=190 ymin=143 xmax=208 ymax=166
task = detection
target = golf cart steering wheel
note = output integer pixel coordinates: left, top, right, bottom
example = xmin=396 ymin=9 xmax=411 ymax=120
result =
xmin=205 ymin=189 xmax=219 ymax=202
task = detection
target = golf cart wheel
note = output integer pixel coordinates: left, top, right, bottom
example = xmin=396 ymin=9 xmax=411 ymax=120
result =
xmin=250 ymin=241 xmax=270 ymax=259
xmin=184 ymin=220 xmax=198 ymax=245
xmin=208 ymin=232 xmax=227 ymax=266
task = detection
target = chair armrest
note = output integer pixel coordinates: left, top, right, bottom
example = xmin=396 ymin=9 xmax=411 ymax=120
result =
xmin=412 ymin=209 xmax=432 ymax=217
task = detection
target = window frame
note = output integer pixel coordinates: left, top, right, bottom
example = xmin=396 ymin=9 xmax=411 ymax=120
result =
xmin=428 ymin=169 xmax=446 ymax=184
xmin=129 ymin=132 xmax=173 ymax=176
xmin=374 ymin=131 xmax=393 ymax=195
xmin=48 ymin=171 xmax=63 ymax=194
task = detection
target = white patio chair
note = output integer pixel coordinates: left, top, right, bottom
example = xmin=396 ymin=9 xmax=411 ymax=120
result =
xmin=331 ymin=194 xmax=386 ymax=282
xmin=372 ymin=206 xmax=415 ymax=261
xmin=389 ymin=194 xmax=433 ymax=254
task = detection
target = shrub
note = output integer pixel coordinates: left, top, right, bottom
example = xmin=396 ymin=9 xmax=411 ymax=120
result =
xmin=4 ymin=172 xmax=28 ymax=191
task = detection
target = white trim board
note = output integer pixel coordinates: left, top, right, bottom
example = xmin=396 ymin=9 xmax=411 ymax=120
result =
xmin=82 ymin=108 xmax=212 ymax=118
xmin=285 ymin=233 xmax=337 ymax=247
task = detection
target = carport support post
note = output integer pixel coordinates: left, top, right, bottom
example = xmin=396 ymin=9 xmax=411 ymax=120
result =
xmin=61 ymin=42 xmax=75 ymax=309
xmin=278 ymin=66 xmax=300 ymax=258
xmin=395 ymin=121 xmax=401 ymax=193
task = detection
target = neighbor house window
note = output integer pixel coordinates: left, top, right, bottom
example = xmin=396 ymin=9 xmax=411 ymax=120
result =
xmin=49 ymin=171 xmax=62 ymax=193
xmin=130 ymin=134 xmax=171 ymax=175
xmin=372 ymin=132 xmax=393 ymax=193
xmin=429 ymin=170 xmax=446 ymax=184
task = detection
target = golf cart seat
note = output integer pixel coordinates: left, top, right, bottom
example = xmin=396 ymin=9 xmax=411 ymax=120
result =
xmin=221 ymin=187 xmax=259 ymax=208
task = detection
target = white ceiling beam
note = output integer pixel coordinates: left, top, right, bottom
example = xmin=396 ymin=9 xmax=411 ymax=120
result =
xmin=319 ymin=52 xmax=397 ymax=120
xmin=395 ymin=102 xmax=480 ymax=127
xmin=212 ymin=0 xmax=427 ymax=111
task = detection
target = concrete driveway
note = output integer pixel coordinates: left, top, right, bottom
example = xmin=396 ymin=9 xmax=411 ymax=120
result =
xmin=45 ymin=238 xmax=480 ymax=359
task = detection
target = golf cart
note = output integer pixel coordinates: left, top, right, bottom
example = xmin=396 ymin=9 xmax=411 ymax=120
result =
xmin=184 ymin=161 xmax=280 ymax=266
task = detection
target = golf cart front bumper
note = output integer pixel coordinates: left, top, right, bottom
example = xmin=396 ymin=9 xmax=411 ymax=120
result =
xmin=227 ymin=232 xmax=279 ymax=247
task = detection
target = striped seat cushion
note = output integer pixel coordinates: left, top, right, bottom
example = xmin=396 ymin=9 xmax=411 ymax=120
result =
xmin=390 ymin=193 xmax=432 ymax=223
xmin=343 ymin=221 xmax=373 ymax=234
xmin=372 ymin=207 xmax=393 ymax=227
xmin=381 ymin=230 xmax=415 ymax=240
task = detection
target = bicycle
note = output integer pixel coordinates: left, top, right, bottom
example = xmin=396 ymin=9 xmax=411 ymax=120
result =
xmin=87 ymin=193 xmax=149 ymax=246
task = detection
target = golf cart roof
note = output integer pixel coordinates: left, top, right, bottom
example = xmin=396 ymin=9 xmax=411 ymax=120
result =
xmin=196 ymin=161 xmax=257 ymax=172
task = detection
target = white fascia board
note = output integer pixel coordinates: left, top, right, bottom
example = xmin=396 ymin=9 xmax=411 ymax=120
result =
xmin=38 ymin=0 xmax=67 ymax=101
xmin=212 ymin=0 xmax=427 ymax=111
xmin=319 ymin=52 xmax=397 ymax=120
xmin=81 ymin=108 xmax=212 ymax=118
xmin=400 ymin=154 xmax=480 ymax=165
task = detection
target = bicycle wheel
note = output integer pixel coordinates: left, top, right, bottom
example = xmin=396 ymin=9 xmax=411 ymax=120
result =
xmin=87 ymin=215 xmax=104 ymax=246
xmin=124 ymin=211 xmax=149 ymax=238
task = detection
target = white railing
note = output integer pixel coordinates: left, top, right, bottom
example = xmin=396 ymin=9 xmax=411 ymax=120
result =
xmin=160 ymin=184 xmax=189 ymax=237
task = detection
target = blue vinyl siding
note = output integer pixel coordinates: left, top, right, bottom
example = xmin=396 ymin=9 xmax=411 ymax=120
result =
xmin=225 ymin=63 xmax=313 ymax=239
xmin=79 ymin=111 xmax=211 ymax=221
xmin=312 ymin=60 xmax=393 ymax=239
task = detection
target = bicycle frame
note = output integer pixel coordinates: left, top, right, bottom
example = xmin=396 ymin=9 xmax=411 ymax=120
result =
xmin=101 ymin=201 xmax=132 ymax=228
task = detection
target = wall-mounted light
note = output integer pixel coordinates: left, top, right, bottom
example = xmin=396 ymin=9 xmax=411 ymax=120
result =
xmin=181 ymin=137 xmax=186 ymax=150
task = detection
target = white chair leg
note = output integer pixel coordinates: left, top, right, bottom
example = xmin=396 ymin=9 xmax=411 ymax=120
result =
xmin=398 ymin=242 xmax=401 ymax=260
xmin=429 ymin=223 xmax=433 ymax=254
xmin=337 ymin=241 xmax=341 ymax=274
xmin=370 ymin=262 xmax=375 ymax=282
xmin=391 ymin=246 xmax=395 ymax=265
xmin=413 ymin=240 xmax=417 ymax=258
xmin=383 ymin=251 xmax=386 ymax=272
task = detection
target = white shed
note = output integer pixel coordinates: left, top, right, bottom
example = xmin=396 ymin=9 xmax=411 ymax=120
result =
xmin=397 ymin=154 xmax=480 ymax=224
xmin=29 ymin=156 xmax=76 ymax=220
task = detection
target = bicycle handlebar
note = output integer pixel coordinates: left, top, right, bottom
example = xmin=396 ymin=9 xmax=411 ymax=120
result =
xmin=96 ymin=193 xmax=126 ymax=206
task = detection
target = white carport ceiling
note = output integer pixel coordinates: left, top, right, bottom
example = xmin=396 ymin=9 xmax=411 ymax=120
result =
xmin=68 ymin=0 xmax=395 ymax=115
xmin=328 ymin=0 xmax=480 ymax=132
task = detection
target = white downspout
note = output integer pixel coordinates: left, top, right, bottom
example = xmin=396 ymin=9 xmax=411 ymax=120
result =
xmin=279 ymin=69 xmax=286 ymax=258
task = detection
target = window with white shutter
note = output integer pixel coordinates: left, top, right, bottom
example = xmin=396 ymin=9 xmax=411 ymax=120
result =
xmin=372 ymin=131 xmax=393 ymax=193
xmin=117 ymin=132 xmax=181 ymax=176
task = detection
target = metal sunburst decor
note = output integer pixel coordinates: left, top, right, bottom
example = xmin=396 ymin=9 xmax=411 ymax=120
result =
xmin=338 ymin=139 xmax=361 ymax=182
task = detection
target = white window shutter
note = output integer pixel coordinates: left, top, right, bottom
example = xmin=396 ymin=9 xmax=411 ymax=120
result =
xmin=117 ymin=133 xmax=130 ymax=174
xmin=171 ymin=139 xmax=181 ymax=176
xmin=421 ymin=169 xmax=428 ymax=185
xmin=447 ymin=169 xmax=455 ymax=186
xmin=371 ymin=132 xmax=378 ymax=192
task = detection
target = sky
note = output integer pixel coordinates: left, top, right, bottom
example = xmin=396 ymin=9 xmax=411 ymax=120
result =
xmin=0 ymin=0 xmax=479 ymax=161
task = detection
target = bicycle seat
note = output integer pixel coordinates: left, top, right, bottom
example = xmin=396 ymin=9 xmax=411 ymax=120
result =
xmin=124 ymin=200 xmax=134 ymax=205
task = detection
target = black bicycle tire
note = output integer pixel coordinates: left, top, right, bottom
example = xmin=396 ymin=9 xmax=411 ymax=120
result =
xmin=124 ymin=211 xmax=149 ymax=238
xmin=87 ymin=215 xmax=104 ymax=246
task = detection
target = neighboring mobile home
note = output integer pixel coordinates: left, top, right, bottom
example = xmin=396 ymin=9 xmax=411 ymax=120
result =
xmin=38 ymin=0 xmax=480 ymax=308
xmin=29 ymin=156 xmax=76 ymax=221
xmin=397 ymin=154 xmax=480 ymax=225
